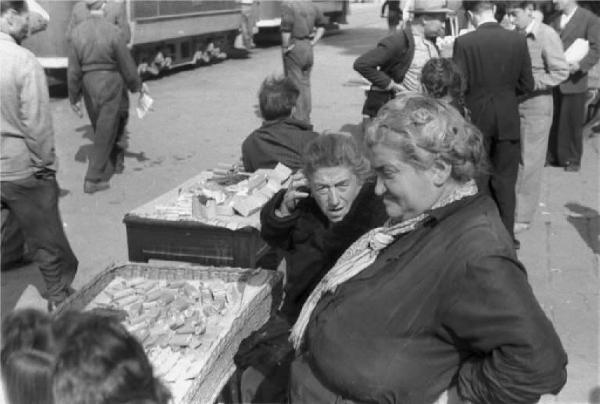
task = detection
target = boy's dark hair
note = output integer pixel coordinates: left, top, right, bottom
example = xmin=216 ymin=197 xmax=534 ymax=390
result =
xmin=258 ymin=75 xmax=300 ymax=121
xmin=53 ymin=314 xmax=171 ymax=404
xmin=0 ymin=0 xmax=27 ymax=15
xmin=421 ymin=58 xmax=464 ymax=102
xmin=1 ymin=309 xmax=54 ymax=369
xmin=2 ymin=349 xmax=54 ymax=404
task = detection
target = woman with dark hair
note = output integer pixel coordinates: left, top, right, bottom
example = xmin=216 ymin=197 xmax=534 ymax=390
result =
xmin=288 ymin=94 xmax=567 ymax=403
xmin=53 ymin=314 xmax=171 ymax=404
xmin=234 ymin=132 xmax=387 ymax=403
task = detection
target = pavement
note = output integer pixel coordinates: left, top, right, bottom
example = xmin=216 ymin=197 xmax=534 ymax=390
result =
xmin=1 ymin=2 xmax=598 ymax=402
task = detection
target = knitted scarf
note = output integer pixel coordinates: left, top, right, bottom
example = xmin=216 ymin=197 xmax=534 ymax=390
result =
xmin=290 ymin=180 xmax=478 ymax=350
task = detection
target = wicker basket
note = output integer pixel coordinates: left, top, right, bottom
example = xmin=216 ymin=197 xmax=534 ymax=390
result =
xmin=55 ymin=262 xmax=282 ymax=404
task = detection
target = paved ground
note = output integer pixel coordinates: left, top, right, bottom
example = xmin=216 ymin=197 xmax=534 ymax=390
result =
xmin=1 ymin=3 xmax=598 ymax=402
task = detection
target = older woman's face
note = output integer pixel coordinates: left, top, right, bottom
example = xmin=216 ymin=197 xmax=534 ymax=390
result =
xmin=310 ymin=166 xmax=362 ymax=223
xmin=370 ymin=144 xmax=442 ymax=221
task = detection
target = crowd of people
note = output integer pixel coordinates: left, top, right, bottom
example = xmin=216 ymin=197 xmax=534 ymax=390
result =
xmin=2 ymin=0 xmax=596 ymax=402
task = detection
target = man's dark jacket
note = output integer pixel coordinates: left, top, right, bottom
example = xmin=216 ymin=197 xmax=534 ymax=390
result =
xmin=241 ymin=117 xmax=319 ymax=173
xmin=353 ymin=26 xmax=415 ymax=116
xmin=453 ymin=22 xmax=534 ymax=140
xmin=260 ymin=181 xmax=387 ymax=321
xmin=354 ymin=26 xmax=415 ymax=90
xmin=550 ymin=6 xmax=600 ymax=94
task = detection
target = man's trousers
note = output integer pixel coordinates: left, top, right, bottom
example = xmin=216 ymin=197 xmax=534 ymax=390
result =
xmin=478 ymin=138 xmax=521 ymax=240
xmin=516 ymin=94 xmax=554 ymax=224
xmin=82 ymin=70 xmax=128 ymax=182
xmin=548 ymin=89 xmax=586 ymax=166
xmin=1 ymin=174 xmax=78 ymax=302
xmin=283 ymin=39 xmax=313 ymax=124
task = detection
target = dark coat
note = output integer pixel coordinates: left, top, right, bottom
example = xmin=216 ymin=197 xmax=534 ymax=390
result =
xmin=303 ymin=193 xmax=567 ymax=404
xmin=260 ymin=181 xmax=387 ymax=322
xmin=453 ymin=22 xmax=534 ymax=140
xmin=550 ymin=6 xmax=600 ymax=94
xmin=241 ymin=117 xmax=319 ymax=173
xmin=353 ymin=26 xmax=415 ymax=90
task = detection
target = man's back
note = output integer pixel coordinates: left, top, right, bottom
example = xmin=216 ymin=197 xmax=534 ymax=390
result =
xmin=0 ymin=33 xmax=55 ymax=181
xmin=70 ymin=17 xmax=121 ymax=68
xmin=454 ymin=22 xmax=533 ymax=139
xmin=281 ymin=1 xmax=325 ymax=38
xmin=67 ymin=0 xmax=131 ymax=43
xmin=455 ymin=22 xmax=532 ymax=98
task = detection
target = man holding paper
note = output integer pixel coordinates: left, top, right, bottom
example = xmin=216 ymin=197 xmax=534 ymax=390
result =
xmin=507 ymin=2 xmax=569 ymax=235
xmin=548 ymin=0 xmax=600 ymax=172
xmin=68 ymin=0 xmax=146 ymax=194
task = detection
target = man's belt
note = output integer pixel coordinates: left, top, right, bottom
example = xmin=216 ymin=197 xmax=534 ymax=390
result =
xmin=82 ymin=64 xmax=118 ymax=73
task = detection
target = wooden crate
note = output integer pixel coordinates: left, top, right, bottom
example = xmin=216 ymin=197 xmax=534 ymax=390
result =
xmin=124 ymin=215 xmax=268 ymax=268
xmin=123 ymin=172 xmax=269 ymax=268
xmin=55 ymin=262 xmax=282 ymax=404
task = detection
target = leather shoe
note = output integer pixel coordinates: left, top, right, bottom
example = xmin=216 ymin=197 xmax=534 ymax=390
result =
xmin=564 ymin=162 xmax=580 ymax=172
xmin=84 ymin=180 xmax=110 ymax=194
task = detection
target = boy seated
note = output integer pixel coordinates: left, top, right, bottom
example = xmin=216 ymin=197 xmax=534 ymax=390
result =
xmin=242 ymin=76 xmax=319 ymax=172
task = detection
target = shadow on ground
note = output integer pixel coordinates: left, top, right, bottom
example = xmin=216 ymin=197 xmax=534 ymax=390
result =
xmin=590 ymin=386 xmax=600 ymax=403
xmin=565 ymin=202 xmax=600 ymax=255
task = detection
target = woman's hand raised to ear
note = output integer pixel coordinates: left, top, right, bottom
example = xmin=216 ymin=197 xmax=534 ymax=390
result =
xmin=276 ymin=171 xmax=311 ymax=218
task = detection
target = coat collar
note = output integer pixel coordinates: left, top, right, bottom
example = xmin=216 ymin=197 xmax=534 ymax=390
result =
xmin=261 ymin=117 xmax=314 ymax=131
xmin=556 ymin=6 xmax=582 ymax=40
xmin=476 ymin=21 xmax=501 ymax=30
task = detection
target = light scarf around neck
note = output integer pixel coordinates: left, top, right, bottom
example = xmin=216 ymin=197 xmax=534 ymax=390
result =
xmin=289 ymin=180 xmax=478 ymax=350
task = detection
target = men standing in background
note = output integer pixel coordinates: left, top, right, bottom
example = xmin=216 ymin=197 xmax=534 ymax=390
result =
xmin=453 ymin=0 xmax=534 ymax=246
xmin=547 ymin=0 xmax=600 ymax=172
xmin=280 ymin=0 xmax=326 ymax=124
xmin=508 ymin=2 xmax=569 ymax=235
xmin=354 ymin=0 xmax=450 ymax=119
xmin=1 ymin=0 xmax=78 ymax=311
xmin=68 ymin=0 xmax=144 ymax=194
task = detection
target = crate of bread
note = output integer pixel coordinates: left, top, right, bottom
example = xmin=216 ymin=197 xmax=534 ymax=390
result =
xmin=54 ymin=262 xmax=282 ymax=404
xmin=123 ymin=163 xmax=291 ymax=267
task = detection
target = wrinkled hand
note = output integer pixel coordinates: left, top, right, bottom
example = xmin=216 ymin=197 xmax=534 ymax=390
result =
xmin=568 ymin=61 xmax=580 ymax=74
xmin=70 ymin=101 xmax=83 ymax=118
xmin=277 ymin=171 xmax=310 ymax=217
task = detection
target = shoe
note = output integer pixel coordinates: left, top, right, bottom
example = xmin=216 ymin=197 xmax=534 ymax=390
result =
xmin=564 ymin=162 xmax=580 ymax=172
xmin=84 ymin=180 xmax=110 ymax=194
xmin=514 ymin=222 xmax=530 ymax=234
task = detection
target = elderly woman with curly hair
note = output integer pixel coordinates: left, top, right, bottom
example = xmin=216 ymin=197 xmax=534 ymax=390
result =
xmin=234 ymin=132 xmax=387 ymax=403
xmin=288 ymin=94 xmax=567 ymax=404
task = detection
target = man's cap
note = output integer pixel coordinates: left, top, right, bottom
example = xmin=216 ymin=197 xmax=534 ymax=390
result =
xmin=411 ymin=0 xmax=455 ymax=15
xmin=85 ymin=0 xmax=106 ymax=10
